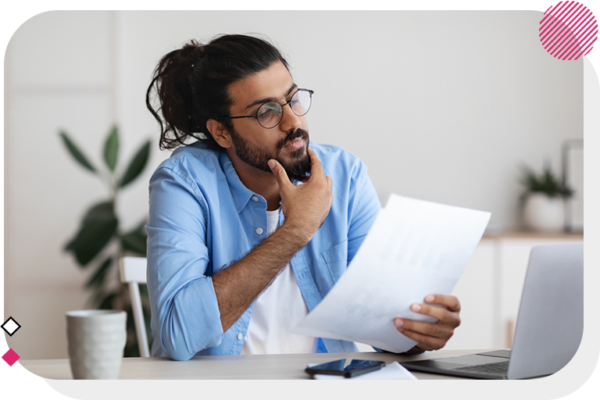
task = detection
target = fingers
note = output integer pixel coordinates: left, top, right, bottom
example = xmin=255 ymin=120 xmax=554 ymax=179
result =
xmin=424 ymin=294 xmax=461 ymax=312
xmin=307 ymin=147 xmax=325 ymax=179
xmin=394 ymin=317 xmax=455 ymax=351
xmin=407 ymin=294 xmax=461 ymax=323
xmin=393 ymin=296 xmax=462 ymax=351
xmin=394 ymin=318 xmax=454 ymax=339
xmin=408 ymin=302 xmax=461 ymax=327
xmin=393 ymin=294 xmax=461 ymax=351
xmin=268 ymin=159 xmax=292 ymax=190
xmin=304 ymin=148 xmax=331 ymax=194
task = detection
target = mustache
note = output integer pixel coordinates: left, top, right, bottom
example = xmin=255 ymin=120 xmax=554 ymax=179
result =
xmin=277 ymin=128 xmax=309 ymax=149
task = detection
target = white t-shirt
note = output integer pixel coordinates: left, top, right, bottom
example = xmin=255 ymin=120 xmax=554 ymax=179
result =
xmin=240 ymin=209 xmax=316 ymax=354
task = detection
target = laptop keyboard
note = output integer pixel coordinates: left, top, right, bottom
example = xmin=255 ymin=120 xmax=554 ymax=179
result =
xmin=454 ymin=361 xmax=509 ymax=375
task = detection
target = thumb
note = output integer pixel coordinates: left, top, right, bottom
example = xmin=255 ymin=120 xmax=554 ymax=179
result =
xmin=268 ymin=159 xmax=292 ymax=189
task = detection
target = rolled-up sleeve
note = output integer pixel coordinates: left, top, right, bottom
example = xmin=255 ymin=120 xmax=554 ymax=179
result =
xmin=147 ymin=166 xmax=223 ymax=361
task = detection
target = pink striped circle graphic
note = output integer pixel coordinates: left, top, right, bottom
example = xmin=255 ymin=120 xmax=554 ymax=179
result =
xmin=540 ymin=1 xmax=598 ymax=60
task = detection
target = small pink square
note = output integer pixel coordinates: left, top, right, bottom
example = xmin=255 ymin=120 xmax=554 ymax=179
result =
xmin=2 ymin=349 xmax=20 ymax=366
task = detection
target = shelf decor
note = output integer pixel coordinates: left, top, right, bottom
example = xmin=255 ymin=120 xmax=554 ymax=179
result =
xmin=519 ymin=163 xmax=573 ymax=233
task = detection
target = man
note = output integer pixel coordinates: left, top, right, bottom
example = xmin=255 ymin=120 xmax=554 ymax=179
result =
xmin=145 ymin=34 xmax=461 ymax=361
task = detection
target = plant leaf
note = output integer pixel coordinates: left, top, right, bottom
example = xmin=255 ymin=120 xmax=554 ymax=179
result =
xmin=82 ymin=201 xmax=116 ymax=223
xmin=59 ymin=131 xmax=97 ymax=173
xmin=64 ymin=201 xmax=118 ymax=266
xmin=519 ymin=163 xmax=574 ymax=198
xmin=73 ymin=219 xmax=118 ymax=266
xmin=121 ymin=221 xmax=147 ymax=255
xmin=85 ymin=256 xmax=113 ymax=289
xmin=103 ymin=125 xmax=119 ymax=172
xmin=121 ymin=231 xmax=147 ymax=255
xmin=98 ymin=291 xmax=118 ymax=310
xmin=119 ymin=140 xmax=151 ymax=188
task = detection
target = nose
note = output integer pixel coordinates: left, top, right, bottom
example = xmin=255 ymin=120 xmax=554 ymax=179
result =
xmin=278 ymin=102 xmax=303 ymax=133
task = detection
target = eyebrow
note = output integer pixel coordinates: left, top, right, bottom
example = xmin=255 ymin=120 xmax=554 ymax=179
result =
xmin=244 ymin=83 xmax=298 ymax=111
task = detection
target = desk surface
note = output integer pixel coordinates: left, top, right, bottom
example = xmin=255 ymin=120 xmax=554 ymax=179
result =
xmin=21 ymin=349 xmax=488 ymax=380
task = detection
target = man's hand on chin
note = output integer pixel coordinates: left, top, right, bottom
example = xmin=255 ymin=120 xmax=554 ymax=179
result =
xmin=394 ymin=295 xmax=461 ymax=351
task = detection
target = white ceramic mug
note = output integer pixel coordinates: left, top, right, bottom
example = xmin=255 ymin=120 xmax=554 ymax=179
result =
xmin=66 ymin=310 xmax=127 ymax=379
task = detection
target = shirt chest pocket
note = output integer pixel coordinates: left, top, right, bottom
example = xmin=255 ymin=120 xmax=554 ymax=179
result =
xmin=320 ymin=239 xmax=348 ymax=287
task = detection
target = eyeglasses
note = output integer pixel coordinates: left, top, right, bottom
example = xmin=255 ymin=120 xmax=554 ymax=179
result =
xmin=221 ymin=88 xmax=314 ymax=129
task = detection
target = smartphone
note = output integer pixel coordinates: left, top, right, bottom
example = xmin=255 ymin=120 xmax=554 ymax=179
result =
xmin=305 ymin=359 xmax=385 ymax=378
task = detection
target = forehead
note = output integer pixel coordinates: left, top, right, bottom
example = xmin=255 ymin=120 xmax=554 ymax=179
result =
xmin=228 ymin=60 xmax=294 ymax=112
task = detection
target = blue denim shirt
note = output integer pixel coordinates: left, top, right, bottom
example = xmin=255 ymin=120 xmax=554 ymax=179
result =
xmin=147 ymin=141 xmax=381 ymax=360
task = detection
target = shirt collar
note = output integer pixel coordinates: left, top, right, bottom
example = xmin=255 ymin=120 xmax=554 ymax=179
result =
xmin=217 ymin=147 xmax=306 ymax=214
xmin=218 ymin=151 xmax=256 ymax=213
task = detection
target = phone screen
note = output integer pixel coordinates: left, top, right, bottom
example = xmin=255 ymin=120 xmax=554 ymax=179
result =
xmin=306 ymin=359 xmax=385 ymax=378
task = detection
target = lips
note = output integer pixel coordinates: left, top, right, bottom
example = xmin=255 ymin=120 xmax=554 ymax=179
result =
xmin=280 ymin=128 xmax=309 ymax=151
xmin=284 ymin=137 xmax=304 ymax=150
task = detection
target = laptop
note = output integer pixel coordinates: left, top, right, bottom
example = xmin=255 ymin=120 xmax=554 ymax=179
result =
xmin=400 ymin=242 xmax=583 ymax=379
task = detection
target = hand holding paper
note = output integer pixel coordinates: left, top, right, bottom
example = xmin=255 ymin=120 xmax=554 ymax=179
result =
xmin=292 ymin=194 xmax=490 ymax=353
xmin=394 ymin=294 xmax=462 ymax=351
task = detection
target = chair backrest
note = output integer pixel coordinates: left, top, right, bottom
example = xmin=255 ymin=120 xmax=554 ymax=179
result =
xmin=119 ymin=257 xmax=150 ymax=357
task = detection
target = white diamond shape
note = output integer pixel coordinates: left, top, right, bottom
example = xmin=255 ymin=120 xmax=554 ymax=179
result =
xmin=2 ymin=317 xmax=21 ymax=335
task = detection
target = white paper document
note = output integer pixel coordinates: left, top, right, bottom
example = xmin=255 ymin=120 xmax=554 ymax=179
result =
xmin=293 ymin=194 xmax=491 ymax=353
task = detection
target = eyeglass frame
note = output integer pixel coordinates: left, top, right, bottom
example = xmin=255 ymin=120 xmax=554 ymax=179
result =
xmin=217 ymin=88 xmax=314 ymax=129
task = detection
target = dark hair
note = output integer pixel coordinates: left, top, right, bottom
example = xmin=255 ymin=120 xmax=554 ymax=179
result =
xmin=146 ymin=34 xmax=289 ymax=150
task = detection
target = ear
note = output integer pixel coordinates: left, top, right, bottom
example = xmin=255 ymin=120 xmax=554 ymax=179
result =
xmin=206 ymin=119 xmax=232 ymax=148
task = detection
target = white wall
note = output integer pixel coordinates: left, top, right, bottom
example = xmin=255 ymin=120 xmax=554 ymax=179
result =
xmin=5 ymin=11 xmax=115 ymax=359
xmin=116 ymin=11 xmax=582 ymax=230
xmin=5 ymin=11 xmax=582 ymax=359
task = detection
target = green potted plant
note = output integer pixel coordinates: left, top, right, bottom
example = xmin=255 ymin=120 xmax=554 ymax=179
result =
xmin=519 ymin=163 xmax=573 ymax=232
xmin=59 ymin=125 xmax=152 ymax=357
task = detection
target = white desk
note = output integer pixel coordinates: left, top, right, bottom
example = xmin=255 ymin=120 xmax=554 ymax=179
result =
xmin=21 ymin=349 xmax=487 ymax=380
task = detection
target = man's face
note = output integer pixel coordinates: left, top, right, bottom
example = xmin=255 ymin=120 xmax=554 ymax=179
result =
xmin=225 ymin=61 xmax=311 ymax=181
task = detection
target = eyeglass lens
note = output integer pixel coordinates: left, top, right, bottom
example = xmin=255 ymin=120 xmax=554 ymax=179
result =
xmin=257 ymin=89 xmax=312 ymax=128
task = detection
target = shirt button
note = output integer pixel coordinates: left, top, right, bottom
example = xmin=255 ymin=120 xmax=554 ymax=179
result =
xmin=252 ymin=196 xmax=258 ymax=202
xmin=256 ymin=227 xmax=263 ymax=235
xmin=237 ymin=333 xmax=243 ymax=340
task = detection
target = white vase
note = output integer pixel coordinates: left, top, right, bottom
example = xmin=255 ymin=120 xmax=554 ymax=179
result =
xmin=523 ymin=193 xmax=565 ymax=233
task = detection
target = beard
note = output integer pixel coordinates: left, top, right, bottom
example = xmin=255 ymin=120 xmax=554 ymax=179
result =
xmin=229 ymin=127 xmax=312 ymax=182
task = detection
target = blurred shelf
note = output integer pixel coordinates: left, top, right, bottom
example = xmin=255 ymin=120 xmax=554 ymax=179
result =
xmin=482 ymin=231 xmax=583 ymax=240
